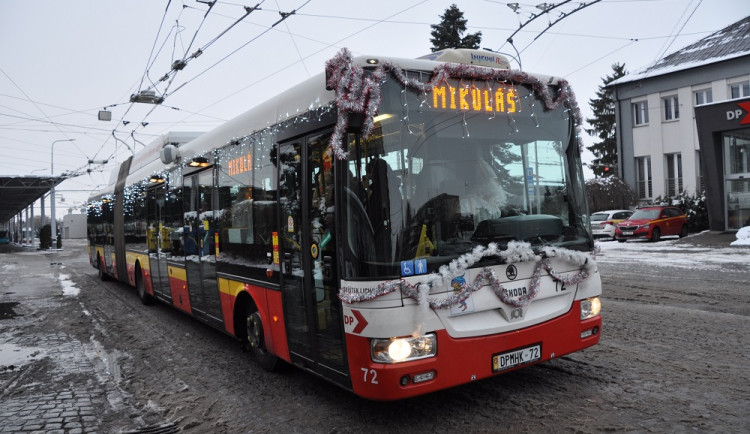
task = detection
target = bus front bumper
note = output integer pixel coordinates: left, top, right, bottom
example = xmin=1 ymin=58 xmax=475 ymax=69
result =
xmin=345 ymin=299 xmax=601 ymax=401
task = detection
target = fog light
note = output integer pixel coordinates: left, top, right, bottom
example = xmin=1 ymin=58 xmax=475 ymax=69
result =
xmin=580 ymin=296 xmax=602 ymax=320
xmin=580 ymin=328 xmax=593 ymax=338
xmin=412 ymin=371 xmax=435 ymax=384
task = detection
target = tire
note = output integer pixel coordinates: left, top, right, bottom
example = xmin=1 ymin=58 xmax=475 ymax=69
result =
xmin=617 ymin=238 xmax=626 ymax=243
xmin=242 ymin=302 xmax=278 ymax=371
xmin=97 ymin=255 xmax=108 ymax=281
xmin=650 ymin=227 xmax=661 ymax=242
xmin=135 ymin=265 xmax=154 ymax=305
xmin=679 ymin=225 xmax=688 ymax=238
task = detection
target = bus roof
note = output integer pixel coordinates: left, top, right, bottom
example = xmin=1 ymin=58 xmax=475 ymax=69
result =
xmin=92 ymin=49 xmax=567 ymax=199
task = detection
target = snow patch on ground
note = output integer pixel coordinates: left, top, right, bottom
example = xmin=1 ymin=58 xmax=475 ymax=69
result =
xmin=730 ymin=226 xmax=750 ymax=246
xmin=59 ymin=273 xmax=81 ymax=297
xmin=595 ymin=235 xmax=749 ymax=271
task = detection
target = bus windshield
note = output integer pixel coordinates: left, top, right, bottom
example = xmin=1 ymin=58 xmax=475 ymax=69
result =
xmin=342 ymin=78 xmax=592 ymax=278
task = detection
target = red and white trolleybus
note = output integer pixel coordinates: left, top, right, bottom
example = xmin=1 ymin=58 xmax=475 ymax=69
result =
xmin=87 ymin=48 xmax=602 ymax=400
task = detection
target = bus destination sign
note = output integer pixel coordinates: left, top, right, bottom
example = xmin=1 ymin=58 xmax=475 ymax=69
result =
xmin=432 ymin=83 xmax=517 ymax=114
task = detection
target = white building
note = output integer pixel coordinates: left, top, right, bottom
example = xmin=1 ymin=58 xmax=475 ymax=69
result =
xmin=62 ymin=212 xmax=87 ymax=239
xmin=609 ymin=16 xmax=750 ymax=224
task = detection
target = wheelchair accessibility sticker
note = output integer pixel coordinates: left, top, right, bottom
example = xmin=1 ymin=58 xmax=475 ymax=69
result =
xmin=401 ymin=259 xmax=427 ymax=276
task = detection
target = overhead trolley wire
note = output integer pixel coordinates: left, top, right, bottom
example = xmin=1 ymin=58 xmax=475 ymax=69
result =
xmin=166 ymin=0 xmax=429 ymax=128
xmin=517 ymin=0 xmax=602 ymax=55
xmin=652 ymin=0 xmax=703 ymax=65
xmin=164 ymin=0 xmax=428 ymax=142
xmin=106 ymin=1 xmax=268 ymax=157
xmin=143 ymin=1 xmax=266 ymax=98
xmin=276 ymin=0 xmax=311 ymax=77
xmin=0 ymin=68 xmax=91 ymax=167
xmin=138 ymin=0 xmax=175 ymax=94
xmin=163 ymin=0 xmax=307 ymax=99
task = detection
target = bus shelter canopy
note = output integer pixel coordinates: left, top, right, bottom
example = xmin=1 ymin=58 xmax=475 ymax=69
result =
xmin=0 ymin=176 xmax=65 ymax=223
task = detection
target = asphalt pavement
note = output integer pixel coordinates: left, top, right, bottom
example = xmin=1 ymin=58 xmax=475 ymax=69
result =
xmin=0 ymin=232 xmax=745 ymax=432
xmin=0 ymin=239 xmax=116 ymax=434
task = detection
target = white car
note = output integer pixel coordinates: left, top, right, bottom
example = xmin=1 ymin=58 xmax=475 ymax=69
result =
xmin=591 ymin=209 xmax=633 ymax=240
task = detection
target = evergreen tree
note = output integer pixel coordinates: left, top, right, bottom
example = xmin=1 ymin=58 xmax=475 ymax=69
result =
xmin=430 ymin=4 xmax=482 ymax=52
xmin=585 ymin=63 xmax=627 ymax=177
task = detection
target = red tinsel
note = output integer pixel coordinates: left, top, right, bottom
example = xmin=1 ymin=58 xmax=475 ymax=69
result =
xmin=325 ymin=48 xmax=583 ymax=159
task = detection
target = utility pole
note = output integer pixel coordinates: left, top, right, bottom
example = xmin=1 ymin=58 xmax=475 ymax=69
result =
xmin=50 ymin=138 xmax=75 ymax=248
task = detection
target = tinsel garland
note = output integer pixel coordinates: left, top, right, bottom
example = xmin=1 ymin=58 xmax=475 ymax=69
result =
xmin=324 ymin=48 xmax=583 ymax=159
xmin=338 ymin=242 xmax=594 ymax=309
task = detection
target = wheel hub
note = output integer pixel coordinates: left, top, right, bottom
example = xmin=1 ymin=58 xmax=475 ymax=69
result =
xmin=246 ymin=312 xmax=262 ymax=349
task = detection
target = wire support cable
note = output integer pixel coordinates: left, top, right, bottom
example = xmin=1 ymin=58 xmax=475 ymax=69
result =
xmin=163 ymin=0 xmax=310 ymax=99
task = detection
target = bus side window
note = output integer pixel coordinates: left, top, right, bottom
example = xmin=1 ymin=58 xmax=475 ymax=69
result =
xmin=215 ymin=135 xmax=278 ymax=282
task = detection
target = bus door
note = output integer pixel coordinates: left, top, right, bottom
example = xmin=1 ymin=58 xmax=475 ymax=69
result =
xmin=102 ymin=200 xmax=114 ymax=274
xmin=184 ymin=169 xmax=222 ymax=324
xmin=279 ymin=130 xmax=348 ymax=386
xmin=147 ymin=185 xmax=171 ymax=300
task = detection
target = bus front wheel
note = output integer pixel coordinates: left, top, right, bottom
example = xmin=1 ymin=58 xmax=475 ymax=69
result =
xmin=242 ymin=303 xmax=278 ymax=371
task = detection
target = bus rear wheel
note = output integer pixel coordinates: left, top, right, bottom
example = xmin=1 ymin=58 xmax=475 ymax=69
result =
xmin=135 ymin=265 xmax=154 ymax=305
xmin=242 ymin=304 xmax=278 ymax=371
xmin=97 ymin=255 xmax=108 ymax=281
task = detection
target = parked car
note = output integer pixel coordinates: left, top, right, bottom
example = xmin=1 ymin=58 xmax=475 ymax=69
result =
xmin=614 ymin=206 xmax=688 ymax=242
xmin=590 ymin=210 xmax=633 ymax=240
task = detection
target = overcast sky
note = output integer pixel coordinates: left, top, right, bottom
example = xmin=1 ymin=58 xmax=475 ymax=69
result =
xmin=1 ymin=0 xmax=746 ymax=214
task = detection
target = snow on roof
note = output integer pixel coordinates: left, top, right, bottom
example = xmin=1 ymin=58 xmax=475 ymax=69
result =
xmin=610 ymin=15 xmax=750 ymax=86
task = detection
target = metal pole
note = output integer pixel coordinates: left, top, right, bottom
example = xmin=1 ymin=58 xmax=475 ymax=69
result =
xmin=50 ymin=138 xmax=75 ymax=249
xmin=25 ymin=206 xmax=30 ymax=246
xmin=40 ymin=194 xmax=46 ymax=227
xmin=30 ymin=202 xmax=35 ymax=247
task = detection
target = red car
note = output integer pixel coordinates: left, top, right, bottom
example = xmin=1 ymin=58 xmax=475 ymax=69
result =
xmin=615 ymin=206 xmax=688 ymax=242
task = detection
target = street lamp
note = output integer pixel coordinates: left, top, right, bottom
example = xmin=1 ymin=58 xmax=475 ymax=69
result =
xmin=51 ymin=138 xmax=75 ymax=248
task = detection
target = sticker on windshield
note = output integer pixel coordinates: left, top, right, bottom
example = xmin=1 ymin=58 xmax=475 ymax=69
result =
xmin=401 ymin=260 xmax=414 ymax=276
xmin=449 ymin=274 xmax=475 ymax=315
xmin=414 ymin=258 xmax=427 ymax=275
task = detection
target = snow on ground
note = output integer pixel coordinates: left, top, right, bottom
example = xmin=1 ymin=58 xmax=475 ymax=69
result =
xmin=731 ymin=226 xmax=750 ymax=246
xmin=595 ymin=234 xmax=749 ymax=271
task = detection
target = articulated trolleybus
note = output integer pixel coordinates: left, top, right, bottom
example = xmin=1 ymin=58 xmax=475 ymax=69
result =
xmin=88 ymin=48 xmax=602 ymax=400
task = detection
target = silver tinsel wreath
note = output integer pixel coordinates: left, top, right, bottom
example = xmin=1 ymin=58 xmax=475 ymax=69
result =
xmin=338 ymin=242 xmax=594 ymax=309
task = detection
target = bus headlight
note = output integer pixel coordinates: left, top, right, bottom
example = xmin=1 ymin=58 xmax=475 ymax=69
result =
xmin=371 ymin=333 xmax=437 ymax=363
xmin=580 ymin=297 xmax=602 ymax=320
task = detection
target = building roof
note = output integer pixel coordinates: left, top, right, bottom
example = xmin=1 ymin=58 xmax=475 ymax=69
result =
xmin=610 ymin=15 xmax=750 ymax=86
xmin=0 ymin=176 xmax=65 ymax=224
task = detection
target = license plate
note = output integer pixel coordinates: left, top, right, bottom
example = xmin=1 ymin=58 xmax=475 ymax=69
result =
xmin=622 ymin=231 xmax=633 ymax=235
xmin=492 ymin=344 xmax=541 ymax=372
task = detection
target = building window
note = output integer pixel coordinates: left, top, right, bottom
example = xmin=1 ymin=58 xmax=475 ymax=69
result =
xmin=665 ymin=153 xmax=683 ymax=197
xmin=632 ymin=100 xmax=649 ymax=126
xmin=694 ymin=88 xmax=712 ymax=106
xmin=636 ymin=156 xmax=652 ymax=199
xmin=724 ymin=134 xmax=750 ymax=175
xmin=662 ymin=95 xmax=679 ymax=121
xmin=730 ymin=81 xmax=750 ymax=99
